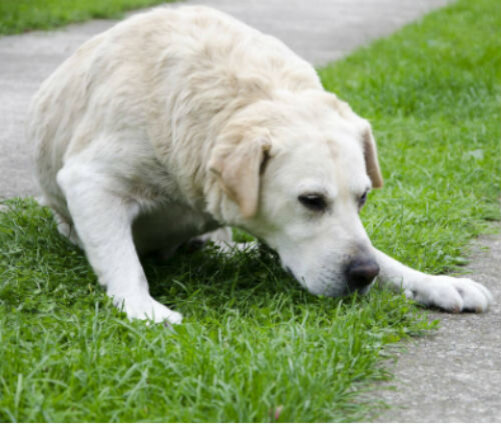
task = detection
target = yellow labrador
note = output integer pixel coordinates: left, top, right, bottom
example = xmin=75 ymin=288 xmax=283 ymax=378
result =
xmin=28 ymin=6 xmax=492 ymax=323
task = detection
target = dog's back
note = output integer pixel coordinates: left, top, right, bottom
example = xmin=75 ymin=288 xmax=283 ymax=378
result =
xmin=28 ymin=6 xmax=321 ymax=214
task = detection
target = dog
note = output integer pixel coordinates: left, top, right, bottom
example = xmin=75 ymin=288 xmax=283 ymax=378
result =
xmin=28 ymin=6 xmax=492 ymax=323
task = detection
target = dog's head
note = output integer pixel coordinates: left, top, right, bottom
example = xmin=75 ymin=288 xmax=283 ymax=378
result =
xmin=209 ymin=90 xmax=383 ymax=297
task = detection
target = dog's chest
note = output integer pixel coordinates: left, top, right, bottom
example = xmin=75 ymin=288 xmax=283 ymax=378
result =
xmin=132 ymin=202 xmax=218 ymax=255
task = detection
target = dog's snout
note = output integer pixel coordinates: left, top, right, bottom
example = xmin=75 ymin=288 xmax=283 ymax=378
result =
xmin=345 ymin=257 xmax=379 ymax=292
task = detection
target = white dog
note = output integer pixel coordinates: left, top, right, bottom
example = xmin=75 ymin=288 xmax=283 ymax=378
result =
xmin=28 ymin=6 xmax=492 ymax=323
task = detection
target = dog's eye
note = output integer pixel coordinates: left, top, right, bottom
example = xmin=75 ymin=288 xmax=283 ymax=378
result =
xmin=358 ymin=191 xmax=368 ymax=208
xmin=298 ymin=193 xmax=327 ymax=211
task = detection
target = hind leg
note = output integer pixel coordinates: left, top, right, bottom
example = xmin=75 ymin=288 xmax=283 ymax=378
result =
xmin=191 ymin=227 xmax=257 ymax=254
xmin=156 ymin=227 xmax=257 ymax=261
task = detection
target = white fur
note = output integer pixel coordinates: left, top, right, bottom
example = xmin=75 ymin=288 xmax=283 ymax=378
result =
xmin=28 ymin=6 xmax=492 ymax=323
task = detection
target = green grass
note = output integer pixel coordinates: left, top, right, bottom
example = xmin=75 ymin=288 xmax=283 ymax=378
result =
xmin=0 ymin=0 xmax=178 ymax=35
xmin=0 ymin=199 xmax=432 ymax=422
xmin=1 ymin=0 xmax=500 ymax=421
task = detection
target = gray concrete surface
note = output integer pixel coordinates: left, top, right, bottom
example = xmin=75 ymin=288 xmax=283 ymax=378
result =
xmin=374 ymin=224 xmax=501 ymax=422
xmin=2 ymin=1 xmax=500 ymax=422
xmin=0 ymin=0 xmax=451 ymax=199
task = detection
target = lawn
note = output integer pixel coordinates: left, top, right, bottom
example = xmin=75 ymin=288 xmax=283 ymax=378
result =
xmin=1 ymin=0 xmax=500 ymax=422
xmin=0 ymin=0 xmax=176 ymax=35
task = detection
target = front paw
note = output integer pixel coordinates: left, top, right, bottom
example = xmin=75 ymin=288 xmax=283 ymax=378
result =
xmin=112 ymin=294 xmax=183 ymax=324
xmin=405 ymin=276 xmax=493 ymax=313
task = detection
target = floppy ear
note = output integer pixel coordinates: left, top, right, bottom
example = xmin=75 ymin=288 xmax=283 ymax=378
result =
xmin=209 ymin=136 xmax=271 ymax=218
xmin=361 ymin=124 xmax=383 ymax=188
xmin=323 ymin=92 xmax=383 ymax=188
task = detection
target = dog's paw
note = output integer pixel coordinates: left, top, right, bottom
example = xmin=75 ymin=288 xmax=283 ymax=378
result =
xmin=213 ymin=240 xmax=258 ymax=255
xmin=404 ymin=276 xmax=493 ymax=313
xmin=113 ymin=294 xmax=183 ymax=324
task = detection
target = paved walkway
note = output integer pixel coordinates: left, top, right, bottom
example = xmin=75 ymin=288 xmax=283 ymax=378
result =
xmin=1 ymin=1 xmax=500 ymax=422
xmin=374 ymin=224 xmax=501 ymax=422
xmin=0 ymin=0 xmax=450 ymax=199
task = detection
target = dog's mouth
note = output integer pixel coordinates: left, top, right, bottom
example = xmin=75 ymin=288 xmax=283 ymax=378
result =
xmin=283 ymin=264 xmax=374 ymax=298
xmin=318 ymin=281 xmax=373 ymax=298
xmin=345 ymin=282 xmax=373 ymax=296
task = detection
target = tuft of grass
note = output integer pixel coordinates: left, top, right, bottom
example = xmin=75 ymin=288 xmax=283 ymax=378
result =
xmin=1 ymin=0 xmax=500 ymax=421
xmin=0 ymin=0 xmax=177 ymax=35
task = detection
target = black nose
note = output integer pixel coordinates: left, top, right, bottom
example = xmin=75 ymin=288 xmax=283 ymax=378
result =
xmin=345 ymin=258 xmax=379 ymax=292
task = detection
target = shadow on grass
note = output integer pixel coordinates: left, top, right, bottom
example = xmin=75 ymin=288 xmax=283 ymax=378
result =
xmin=1 ymin=197 xmax=355 ymax=322
xmin=0 ymin=197 xmax=419 ymax=328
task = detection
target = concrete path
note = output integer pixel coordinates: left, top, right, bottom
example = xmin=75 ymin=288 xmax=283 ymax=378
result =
xmin=2 ymin=1 xmax=500 ymax=422
xmin=0 ymin=0 xmax=451 ymax=199
xmin=374 ymin=224 xmax=501 ymax=422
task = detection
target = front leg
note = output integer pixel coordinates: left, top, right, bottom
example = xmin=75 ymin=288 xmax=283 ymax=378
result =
xmin=373 ymin=248 xmax=493 ymax=312
xmin=57 ymin=164 xmax=182 ymax=324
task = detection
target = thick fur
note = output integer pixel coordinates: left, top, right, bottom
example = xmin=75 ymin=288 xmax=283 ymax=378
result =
xmin=28 ymin=6 xmax=492 ymax=323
